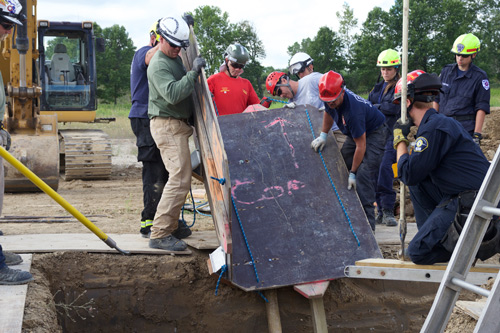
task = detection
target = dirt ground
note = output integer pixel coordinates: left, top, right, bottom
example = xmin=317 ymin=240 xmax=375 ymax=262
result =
xmin=3 ymin=108 xmax=500 ymax=332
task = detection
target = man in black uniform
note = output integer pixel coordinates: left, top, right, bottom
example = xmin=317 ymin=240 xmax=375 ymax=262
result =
xmin=129 ymin=22 xmax=169 ymax=238
xmin=393 ymin=70 xmax=493 ymax=265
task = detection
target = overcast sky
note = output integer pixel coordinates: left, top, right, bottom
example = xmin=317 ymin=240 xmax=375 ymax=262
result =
xmin=37 ymin=0 xmax=394 ymax=68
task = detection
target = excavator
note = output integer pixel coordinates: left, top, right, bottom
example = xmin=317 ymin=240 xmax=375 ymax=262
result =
xmin=0 ymin=0 xmax=112 ymax=192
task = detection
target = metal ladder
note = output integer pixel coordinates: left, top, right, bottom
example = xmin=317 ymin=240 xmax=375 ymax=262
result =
xmin=421 ymin=146 xmax=500 ymax=333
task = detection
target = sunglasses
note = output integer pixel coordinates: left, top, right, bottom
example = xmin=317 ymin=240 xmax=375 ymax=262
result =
xmin=230 ymin=62 xmax=245 ymax=69
xmin=0 ymin=21 xmax=14 ymax=30
xmin=456 ymin=54 xmax=471 ymax=58
xmin=166 ymin=39 xmax=189 ymax=49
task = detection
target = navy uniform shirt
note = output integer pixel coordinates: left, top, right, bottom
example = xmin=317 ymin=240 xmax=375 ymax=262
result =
xmin=325 ymin=89 xmax=385 ymax=139
xmin=436 ymin=63 xmax=490 ymax=134
xmin=398 ymin=109 xmax=489 ymax=195
xmin=368 ymin=80 xmax=400 ymax=130
xmin=129 ymin=46 xmax=151 ymax=119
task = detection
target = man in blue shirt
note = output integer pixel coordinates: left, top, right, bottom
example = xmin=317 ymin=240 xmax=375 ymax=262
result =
xmin=265 ymin=70 xmax=345 ymax=146
xmin=433 ymin=33 xmax=490 ymax=145
xmin=129 ymin=22 xmax=170 ymax=238
xmin=394 ymin=70 xmax=495 ymax=265
xmin=313 ymin=70 xmax=386 ymax=230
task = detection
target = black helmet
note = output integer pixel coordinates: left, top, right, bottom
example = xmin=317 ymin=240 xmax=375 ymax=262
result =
xmin=394 ymin=70 xmax=442 ymax=104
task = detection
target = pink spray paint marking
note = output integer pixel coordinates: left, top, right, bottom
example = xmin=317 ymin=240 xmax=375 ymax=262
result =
xmin=232 ymin=179 xmax=306 ymax=205
xmin=265 ymin=117 xmax=299 ymax=168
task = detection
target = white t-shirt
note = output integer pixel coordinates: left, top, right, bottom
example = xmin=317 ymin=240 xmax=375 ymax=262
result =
xmin=290 ymin=72 xmax=340 ymax=131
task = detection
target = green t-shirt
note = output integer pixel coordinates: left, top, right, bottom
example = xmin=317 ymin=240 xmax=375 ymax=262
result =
xmin=147 ymin=51 xmax=198 ymax=119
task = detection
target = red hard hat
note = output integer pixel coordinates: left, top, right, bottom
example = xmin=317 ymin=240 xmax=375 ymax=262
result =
xmin=266 ymin=71 xmax=286 ymax=96
xmin=318 ymin=71 xmax=345 ymax=102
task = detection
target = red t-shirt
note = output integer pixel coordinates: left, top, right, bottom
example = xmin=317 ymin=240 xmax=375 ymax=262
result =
xmin=207 ymin=72 xmax=260 ymax=116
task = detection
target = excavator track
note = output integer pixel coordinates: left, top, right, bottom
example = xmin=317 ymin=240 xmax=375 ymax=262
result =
xmin=59 ymin=129 xmax=112 ymax=180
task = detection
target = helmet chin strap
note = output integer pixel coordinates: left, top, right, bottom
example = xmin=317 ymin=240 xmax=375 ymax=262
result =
xmin=282 ymin=77 xmax=295 ymax=98
xmin=225 ymin=59 xmax=238 ymax=78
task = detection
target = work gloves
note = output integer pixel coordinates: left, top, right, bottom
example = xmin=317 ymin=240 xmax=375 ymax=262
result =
xmin=473 ymin=132 xmax=482 ymax=146
xmin=284 ymin=102 xmax=296 ymax=109
xmin=192 ymin=57 xmax=206 ymax=74
xmin=182 ymin=13 xmax=194 ymax=27
xmin=0 ymin=122 xmax=11 ymax=151
xmin=260 ymin=97 xmax=271 ymax=108
xmin=393 ymin=118 xmax=414 ymax=150
xmin=347 ymin=172 xmax=356 ymax=190
xmin=311 ymin=132 xmax=328 ymax=152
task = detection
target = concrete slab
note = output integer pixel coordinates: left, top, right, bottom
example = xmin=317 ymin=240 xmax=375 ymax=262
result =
xmin=0 ymin=254 xmax=32 ymax=333
xmin=0 ymin=234 xmax=192 ymax=255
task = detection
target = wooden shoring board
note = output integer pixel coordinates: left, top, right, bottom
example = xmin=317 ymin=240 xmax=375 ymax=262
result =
xmin=218 ymin=106 xmax=382 ymax=291
xmin=456 ymin=299 xmax=487 ymax=320
xmin=181 ymin=26 xmax=232 ymax=253
xmin=0 ymin=234 xmax=191 ymax=255
xmin=0 ymin=254 xmax=32 ymax=333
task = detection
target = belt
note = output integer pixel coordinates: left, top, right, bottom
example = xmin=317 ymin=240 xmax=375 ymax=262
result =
xmin=153 ymin=116 xmax=189 ymax=124
xmin=451 ymin=114 xmax=475 ymax=121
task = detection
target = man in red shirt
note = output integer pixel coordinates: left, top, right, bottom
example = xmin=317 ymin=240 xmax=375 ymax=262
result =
xmin=208 ymin=43 xmax=263 ymax=115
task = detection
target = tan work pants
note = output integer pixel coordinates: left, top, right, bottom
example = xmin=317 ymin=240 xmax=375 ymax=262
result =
xmin=149 ymin=117 xmax=193 ymax=239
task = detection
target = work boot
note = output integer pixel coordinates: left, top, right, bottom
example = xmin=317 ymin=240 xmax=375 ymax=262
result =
xmin=382 ymin=209 xmax=398 ymax=226
xmin=140 ymin=224 xmax=152 ymax=239
xmin=0 ymin=265 xmax=34 ymax=285
xmin=172 ymin=220 xmax=192 ymax=240
xmin=375 ymin=213 xmax=384 ymax=225
xmin=0 ymin=230 xmax=3 ymax=235
xmin=4 ymin=252 xmax=23 ymax=266
xmin=149 ymin=235 xmax=187 ymax=251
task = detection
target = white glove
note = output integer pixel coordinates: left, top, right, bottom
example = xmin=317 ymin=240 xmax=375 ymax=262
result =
xmin=284 ymin=102 xmax=296 ymax=109
xmin=347 ymin=172 xmax=356 ymax=190
xmin=311 ymin=132 xmax=328 ymax=152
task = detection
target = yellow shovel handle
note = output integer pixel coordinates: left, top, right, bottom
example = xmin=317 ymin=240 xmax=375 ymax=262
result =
xmin=0 ymin=146 xmax=128 ymax=254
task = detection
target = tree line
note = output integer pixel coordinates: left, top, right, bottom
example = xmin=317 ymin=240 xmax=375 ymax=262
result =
xmin=94 ymin=0 xmax=500 ymax=104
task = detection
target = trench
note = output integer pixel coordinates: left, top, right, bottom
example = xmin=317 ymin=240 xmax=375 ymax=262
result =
xmin=23 ymin=251 xmax=439 ymax=333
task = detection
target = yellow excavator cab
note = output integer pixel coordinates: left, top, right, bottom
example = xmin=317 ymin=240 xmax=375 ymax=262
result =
xmin=0 ymin=0 xmax=112 ymax=192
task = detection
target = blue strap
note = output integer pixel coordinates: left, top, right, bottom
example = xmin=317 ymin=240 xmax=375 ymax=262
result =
xmin=304 ymin=108 xmax=361 ymax=246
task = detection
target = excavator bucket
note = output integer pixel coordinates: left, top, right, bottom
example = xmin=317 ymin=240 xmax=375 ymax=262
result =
xmin=3 ymin=115 xmax=60 ymax=192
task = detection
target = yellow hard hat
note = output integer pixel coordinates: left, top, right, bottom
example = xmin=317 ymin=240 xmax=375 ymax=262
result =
xmin=149 ymin=20 xmax=160 ymax=42
xmin=377 ymin=49 xmax=401 ymax=67
xmin=451 ymin=33 xmax=480 ymax=55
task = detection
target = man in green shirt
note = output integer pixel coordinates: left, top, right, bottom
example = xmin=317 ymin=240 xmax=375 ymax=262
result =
xmin=147 ymin=15 xmax=206 ymax=251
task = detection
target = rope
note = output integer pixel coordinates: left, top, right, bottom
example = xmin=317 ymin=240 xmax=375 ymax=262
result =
xmin=210 ymin=176 xmax=226 ymax=185
xmin=181 ymin=188 xmax=196 ymax=228
xmin=231 ymin=195 xmax=260 ymax=283
xmin=215 ymin=264 xmax=227 ymax=295
xmin=304 ymin=108 xmax=361 ymax=247
xmin=256 ymin=291 xmax=269 ymax=303
xmin=195 ymin=202 xmax=212 ymax=217
xmin=212 ymin=97 xmax=220 ymax=116
xmin=267 ymin=97 xmax=287 ymax=104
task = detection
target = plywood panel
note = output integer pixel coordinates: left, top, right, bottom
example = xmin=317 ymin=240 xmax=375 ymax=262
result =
xmin=218 ymin=106 xmax=382 ymax=290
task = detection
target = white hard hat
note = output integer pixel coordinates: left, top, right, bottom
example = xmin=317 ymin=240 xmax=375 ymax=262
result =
xmin=0 ymin=0 xmax=24 ymax=25
xmin=288 ymin=52 xmax=313 ymax=76
xmin=157 ymin=15 xmax=190 ymax=49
